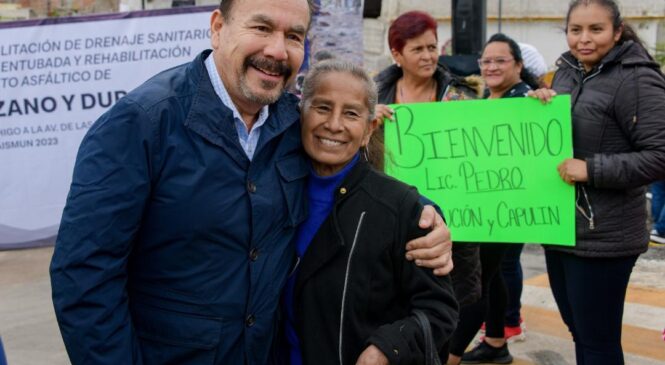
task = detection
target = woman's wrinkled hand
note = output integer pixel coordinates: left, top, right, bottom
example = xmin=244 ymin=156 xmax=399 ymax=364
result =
xmin=373 ymin=104 xmax=395 ymax=126
xmin=527 ymin=88 xmax=557 ymax=104
xmin=355 ymin=345 xmax=389 ymax=365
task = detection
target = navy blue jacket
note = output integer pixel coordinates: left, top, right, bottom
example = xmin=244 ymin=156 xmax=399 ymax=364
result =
xmin=50 ymin=50 xmax=308 ymax=365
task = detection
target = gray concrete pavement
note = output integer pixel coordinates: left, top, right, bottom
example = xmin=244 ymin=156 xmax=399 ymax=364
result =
xmin=1 ymin=244 xmax=664 ymax=365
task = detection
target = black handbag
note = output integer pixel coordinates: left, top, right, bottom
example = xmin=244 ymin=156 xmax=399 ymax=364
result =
xmin=413 ymin=310 xmax=443 ymax=365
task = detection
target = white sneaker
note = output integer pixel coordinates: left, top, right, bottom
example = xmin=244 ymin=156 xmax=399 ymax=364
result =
xmin=650 ymin=230 xmax=665 ymax=245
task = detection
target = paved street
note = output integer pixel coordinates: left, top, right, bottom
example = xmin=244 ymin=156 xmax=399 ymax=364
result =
xmin=1 ymin=244 xmax=664 ymax=365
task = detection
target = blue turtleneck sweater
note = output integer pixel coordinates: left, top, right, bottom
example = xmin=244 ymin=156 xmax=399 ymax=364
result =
xmin=283 ymin=153 xmax=360 ymax=365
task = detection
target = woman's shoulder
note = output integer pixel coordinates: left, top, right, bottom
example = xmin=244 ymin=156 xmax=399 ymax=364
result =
xmin=503 ymin=81 xmax=532 ymax=98
xmin=436 ymin=66 xmax=483 ymax=99
xmin=361 ymin=167 xmax=422 ymax=208
xmin=374 ymin=65 xmax=402 ymax=87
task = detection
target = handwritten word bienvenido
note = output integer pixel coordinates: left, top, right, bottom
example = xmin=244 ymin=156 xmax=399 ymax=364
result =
xmin=383 ymin=96 xmax=575 ymax=245
xmin=389 ymin=105 xmax=564 ymax=169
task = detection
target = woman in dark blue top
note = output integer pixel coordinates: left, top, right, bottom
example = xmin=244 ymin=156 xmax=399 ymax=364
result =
xmin=447 ymin=33 xmax=539 ymax=365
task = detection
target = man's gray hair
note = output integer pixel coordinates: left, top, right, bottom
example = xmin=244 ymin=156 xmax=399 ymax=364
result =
xmin=300 ymin=60 xmax=378 ymax=122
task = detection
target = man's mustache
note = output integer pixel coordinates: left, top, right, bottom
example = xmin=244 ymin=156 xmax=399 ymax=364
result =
xmin=245 ymin=55 xmax=293 ymax=80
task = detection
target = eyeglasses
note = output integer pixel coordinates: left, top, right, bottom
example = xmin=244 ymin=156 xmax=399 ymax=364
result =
xmin=478 ymin=57 xmax=514 ymax=69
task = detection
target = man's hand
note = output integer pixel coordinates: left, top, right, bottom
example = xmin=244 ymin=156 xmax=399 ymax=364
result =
xmin=406 ymin=205 xmax=453 ymax=276
xmin=356 ymin=345 xmax=389 ymax=365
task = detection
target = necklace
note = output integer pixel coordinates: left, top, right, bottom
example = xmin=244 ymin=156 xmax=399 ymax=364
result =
xmin=398 ymin=79 xmax=436 ymax=103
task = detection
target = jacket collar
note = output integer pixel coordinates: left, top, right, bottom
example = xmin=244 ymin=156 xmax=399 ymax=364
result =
xmin=375 ymin=64 xmax=456 ymax=103
xmin=295 ymin=159 xmax=372 ymax=295
xmin=333 ymin=158 xmax=372 ymax=202
xmin=184 ymin=50 xmax=301 ymax=168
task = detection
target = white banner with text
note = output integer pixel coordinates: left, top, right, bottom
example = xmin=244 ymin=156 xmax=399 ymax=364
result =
xmin=0 ymin=8 xmax=212 ymax=248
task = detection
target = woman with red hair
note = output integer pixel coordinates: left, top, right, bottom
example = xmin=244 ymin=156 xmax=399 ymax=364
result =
xmin=372 ymin=10 xmax=483 ymax=363
xmin=374 ymin=11 xmax=481 ymax=123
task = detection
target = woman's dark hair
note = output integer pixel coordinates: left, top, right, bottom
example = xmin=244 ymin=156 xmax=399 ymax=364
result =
xmin=482 ymin=33 xmax=540 ymax=90
xmin=565 ymin=0 xmax=645 ymax=47
xmin=388 ymin=11 xmax=438 ymax=53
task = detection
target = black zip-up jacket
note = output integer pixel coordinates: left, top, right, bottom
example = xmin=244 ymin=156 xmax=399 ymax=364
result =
xmin=549 ymin=41 xmax=665 ymax=257
xmin=294 ymin=160 xmax=459 ymax=365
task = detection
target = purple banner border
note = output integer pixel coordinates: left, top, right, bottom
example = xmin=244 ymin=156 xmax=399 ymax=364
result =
xmin=0 ymin=5 xmax=216 ymax=30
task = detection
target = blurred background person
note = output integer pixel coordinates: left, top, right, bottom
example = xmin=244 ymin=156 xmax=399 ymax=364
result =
xmin=447 ymin=33 xmax=539 ymax=365
xmin=650 ymin=181 xmax=665 ymax=244
xmin=518 ymin=42 xmax=549 ymax=87
xmin=529 ymin=0 xmax=665 ymax=363
xmin=0 ymin=337 xmax=6 ymax=365
xmin=483 ymin=40 xmax=549 ymax=347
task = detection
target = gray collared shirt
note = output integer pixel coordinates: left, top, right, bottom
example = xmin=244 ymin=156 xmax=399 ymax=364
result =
xmin=205 ymin=54 xmax=269 ymax=160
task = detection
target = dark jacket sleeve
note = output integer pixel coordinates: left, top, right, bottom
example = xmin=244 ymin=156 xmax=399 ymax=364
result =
xmin=589 ymin=66 xmax=665 ymax=188
xmin=49 ymin=98 xmax=155 ymax=365
xmin=367 ymin=188 xmax=459 ymax=365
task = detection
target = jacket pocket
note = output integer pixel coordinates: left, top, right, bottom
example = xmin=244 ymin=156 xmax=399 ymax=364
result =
xmin=276 ymin=154 xmax=308 ymax=227
xmin=132 ymin=303 xmax=222 ymax=364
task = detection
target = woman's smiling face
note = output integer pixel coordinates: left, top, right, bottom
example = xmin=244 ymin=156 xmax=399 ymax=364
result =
xmin=566 ymin=3 xmax=622 ymax=71
xmin=480 ymin=41 xmax=522 ymax=95
xmin=301 ymin=71 xmax=375 ymax=176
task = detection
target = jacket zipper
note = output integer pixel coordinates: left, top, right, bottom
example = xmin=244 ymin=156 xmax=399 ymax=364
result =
xmin=559 ymin=56 xmax=603 ymax=84
xmin=582 ymin=65 xmax=603 ymax=83
xmin=560 ymin=56 xmax=602 ymax=230
xmin=338 ymin=211 xmax=366 ymax=365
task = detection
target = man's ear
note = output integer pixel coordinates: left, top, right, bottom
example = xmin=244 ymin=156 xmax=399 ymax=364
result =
xmin=210 ymin=10 xmax=224 ymax=49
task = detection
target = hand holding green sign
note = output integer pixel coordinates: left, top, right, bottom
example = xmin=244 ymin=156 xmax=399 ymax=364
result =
xmin=384 ymin=96 xmax=575 ymax=246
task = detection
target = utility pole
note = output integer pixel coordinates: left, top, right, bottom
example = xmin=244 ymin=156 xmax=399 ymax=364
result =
xmin=498 ymin=0 xmax=503 ymax=33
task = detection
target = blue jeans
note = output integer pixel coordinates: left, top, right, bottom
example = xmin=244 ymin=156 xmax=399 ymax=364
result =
xmin=651 ymin=181 xmax=665 ymax=233
xmin=0 ymin=336 xmax=7 ymax=365
xmin=545 ymin=250 xmax=637 ymax=365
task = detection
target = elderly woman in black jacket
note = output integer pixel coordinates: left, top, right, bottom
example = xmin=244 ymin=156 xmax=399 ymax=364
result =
xmin=530 ymin=1 xmax=665 ymax=364
xmin=281 ymin=59 xmax=458 ymax=365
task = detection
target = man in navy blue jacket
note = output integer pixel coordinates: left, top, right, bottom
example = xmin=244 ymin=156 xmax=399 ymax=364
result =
xmin=50 ymin=1 xmax=453 ymax=364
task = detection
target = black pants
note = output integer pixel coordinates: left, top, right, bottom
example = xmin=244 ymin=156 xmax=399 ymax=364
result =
xmin=545 ymin=249 xmax=638 ymax=365
xmin=501 ymin=243 xmax=524 ymax=327
xmin=449 ymin=244 xmax=509 ymax=356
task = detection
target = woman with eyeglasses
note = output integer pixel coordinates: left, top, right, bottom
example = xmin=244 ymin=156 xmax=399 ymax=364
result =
xmin=529 ymin=1 xmax=665 ymax=363
xmin=446 ymin=33 xmax=540 ymax=365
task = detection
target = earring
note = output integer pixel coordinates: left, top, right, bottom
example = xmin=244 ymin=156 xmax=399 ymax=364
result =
xmin=396 ymin=63 xmax=401 ymax=68
xmin=362 ymin=145 xmax=370 ymax=162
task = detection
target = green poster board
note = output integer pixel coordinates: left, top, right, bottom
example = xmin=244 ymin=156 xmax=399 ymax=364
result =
xmin=384 ymin=96 xmax=575 ymax=246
